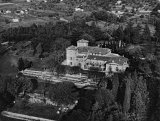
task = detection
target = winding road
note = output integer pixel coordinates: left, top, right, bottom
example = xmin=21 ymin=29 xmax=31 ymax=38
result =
xmin=1 ymin=111 xmax=56 ymax=121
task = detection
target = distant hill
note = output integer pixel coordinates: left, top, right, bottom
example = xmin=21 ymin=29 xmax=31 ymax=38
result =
xmin=153 ymin=3 xmax=160 ymax=11
xmin=62 ymin=0 xmax=157 ymax=10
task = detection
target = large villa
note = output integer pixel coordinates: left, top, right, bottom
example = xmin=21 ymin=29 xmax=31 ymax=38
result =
xmin=64 ymin=39 xmax=129 ymax=73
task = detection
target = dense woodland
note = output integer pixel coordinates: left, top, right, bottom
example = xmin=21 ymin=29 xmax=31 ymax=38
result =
xmin=48 ymin=0 xmax=157 ymax=7
xmin=1 ymin=3 xmax=160 ymax=121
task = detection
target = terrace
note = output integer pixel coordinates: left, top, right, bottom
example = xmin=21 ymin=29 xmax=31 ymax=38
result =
xmin=0 ymin=3 xmax=21 ymax=10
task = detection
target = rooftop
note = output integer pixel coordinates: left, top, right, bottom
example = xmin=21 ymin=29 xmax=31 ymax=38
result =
xmin=67 ymin=44 xmax=111 ymax=55
xmin=77 ymin=46 xmax=111 ymax=55
xmin=77 ymin=39 xmax=89 ymax=43
xmin=87 ymin=55 xmax=128 ymax=65
xmin=89 ymin=47 xmax=111 ymax=55
xmin=67 ymin=45 xmax=77 ymax=50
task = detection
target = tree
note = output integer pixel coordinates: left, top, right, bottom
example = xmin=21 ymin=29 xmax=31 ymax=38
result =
xmin=130 ymin=72 xmax=149 ymax=121
xmin=0 ymin=77 xmax=16 ymax=112
xmin=0 ymin=91 xmax=15 ymax=112
xmin=141 ymin=24 xmax=151 ymax=44
xmin=30 ymin=78 xmax=38 ymax=91
xmin=73 ymin=11 xmax=88 ymax=21
xmin=35 ymin=43 xmax=42 ymax=57
xmin=54 ymin=22 xmax=68 ymax=37
xmin=17 ymin=76 xmax=34 ymax=94
xmin=71 ymin=66 xmax=82 ymax=74
xmin=97 ymin=77 xmax=108 ymax=89
xmin=147 ymin=60 xmax=160 ymax=121
xmin=108 ymin=66 xmax=112 ymax=74
xmin=80 ymin=33 xmax=95 ymax=45
xmin=152 ymin=60 xmax=160 ymax=78
xmin=18 ymin=58 xmax=32 ymax=71
xmin=48 ymin=81 xmax=79 ymax=105
xmin=54 ymin=38 xmax=71 ymax=51
xmin=124 ymin=22 xmax=133 ymax=44
xmin=90 ymin=88 xmax=119 ymax=121
xmin=155 ymin=20 xmax=160 ymax=43
xmin=125 ymin=44 xmax=144 ymax=59
xmin=91 ymin=10 xmax=117 ymax=23
xmin=44 ymin=57 xmax=59 ymax=72
xmin=132 ymin=24 xmax=141 ymax=44
xmin=152 ymin=3 xmax=160 ymax=15
xmin=123 ymin=74 xmax=132 ymax=120
xmin=60 ymin=109 xmax=88 ymax=121
xmin=138 ymin=60 xmax=152 ymax=76
xmin=0 ymin=54 xmax=18 ymax=78
xmin=2 ymin=0 xmax=12 ymax=2
xmin=56 ymin=65 xmax=67 ymax=76
xmin=112 ymin=26 xmax=124 ymax=41
xmin=4 ymin=76 xmax=34 ymax=97
xmin=119 ymin=15 xmax=127 ymax=23
xmin=18 ymin=58 xmax=24 ymax=71
xmin=111 ymin=74 xmax=119 ymax=100
xmin=151 ymin=84 xmax=160 ymax=121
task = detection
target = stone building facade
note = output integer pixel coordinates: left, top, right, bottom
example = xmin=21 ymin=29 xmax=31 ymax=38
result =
xmin=65 ymin=39 xmax=129 ymax=73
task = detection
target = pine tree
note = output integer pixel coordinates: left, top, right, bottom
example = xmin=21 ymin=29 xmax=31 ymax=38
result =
xmin=155 ymin=20 xmax=160 ymax=43
xmin=131 ymin=74 xmax=149 ymax=121
xmin=123 ymin=74 xmax=132 ymax=120
xmin=132 ymin=24 xmax=141 ymax=44
xmin=124 ymin=22 xmax=133 ymax=44
xmin=111 ymin=74 xmax=119 ymax=100
xmin=113 ymin=26 xmax=124 ymax=42
xmin=35 ymin=43 xmax=42 ymax=57
xmin=18 ymin=58 xmax=24 ymax=71
xmin=152 ymin=84 xmax=160 ymax=121
xmin=141 ymin=24 xmax=151 ymax=44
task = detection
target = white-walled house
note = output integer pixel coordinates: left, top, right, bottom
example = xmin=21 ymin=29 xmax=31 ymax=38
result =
xmin=26 ymin=0 xmax=31 ymax=2
xmin=116 ymin=0 xmax=122 ymax=5
xmin=12 ymin=18 xmax=19 ymax=22
xmin=111 ymin=10 xmax=124 ymax=17
xmin=64 ymin=39 xmax=129 ymax=74
xmin=5 ymin=10 xmax=11 ymax=14
xmin=75 ymin=7 xmax=84 ymax=12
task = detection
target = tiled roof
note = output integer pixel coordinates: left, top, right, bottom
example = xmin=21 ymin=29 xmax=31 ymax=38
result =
xmin=89 ymin=47 xmax=111 ymax=55
xmin=77 ymin=46 xmax=111 ymax=55
xmin=87 ymin=55 xmax=128 ymax=65
xmin=22 ymin=41 xmax=32 ymax=47
xmin=77 ymin=55 xmax=84 ymax=58
xmin=107 ymin=53 xmax=120 ymax=57
xmin=77 ymin=47 xmax=88 ymax=53
xmin=67 ymin=45 xmax=77 ymax=50
xmin=77 ymin=39 xmax=89 ymax=43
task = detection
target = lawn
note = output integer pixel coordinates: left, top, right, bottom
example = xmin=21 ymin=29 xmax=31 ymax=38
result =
xmin=7 ymin=100 xmax=60 ymax=120
xmin=5 ymin=18 xmax=47 ymax=28
xmin=0 ymin=115 xmax=23 ymax=121
xmin=7 ymin=80 xmax=60 ymax=120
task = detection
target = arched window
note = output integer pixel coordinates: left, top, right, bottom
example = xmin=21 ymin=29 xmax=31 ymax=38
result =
xmin=116 ymin=66 xmax=119 ymax=71
xmin=109 ymin=66 xmax=112 ymax=73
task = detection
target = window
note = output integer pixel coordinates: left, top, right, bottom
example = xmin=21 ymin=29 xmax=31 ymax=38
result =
xmin=70 ymin=62 xmax=72 ymax=65
xmin=116 ymin=67 xmax=119 ymax=71
xmin=109 ymin=66 xmax=112 ymax=73
xmin=84 ymin=65 xmax=87 ymax=69
xmin=70 ymin=57 xmax=72 ymax=60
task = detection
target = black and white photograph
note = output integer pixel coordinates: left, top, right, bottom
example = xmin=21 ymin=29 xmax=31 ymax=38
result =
xmin=0 ymin=0 xmax=160 ymax=121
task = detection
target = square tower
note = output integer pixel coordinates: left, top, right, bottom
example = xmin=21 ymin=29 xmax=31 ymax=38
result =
xmin=77 ymin=39 xmax=89 ymax=47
